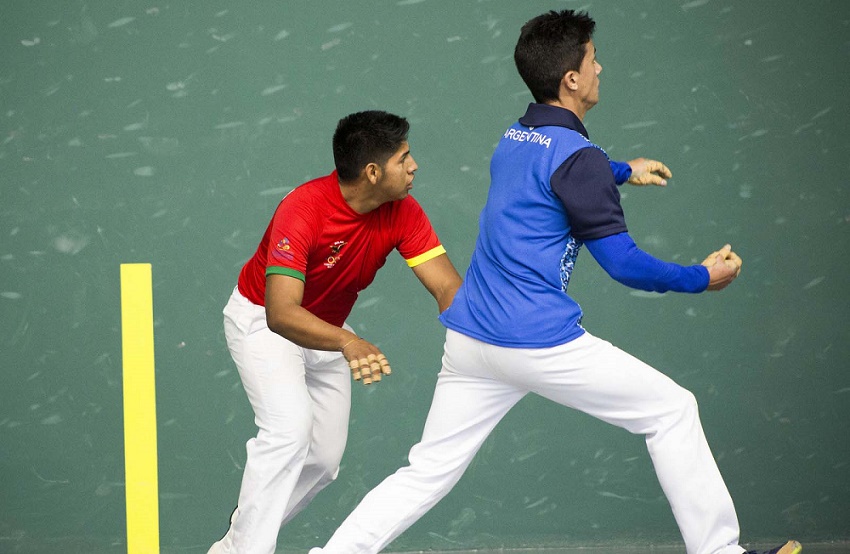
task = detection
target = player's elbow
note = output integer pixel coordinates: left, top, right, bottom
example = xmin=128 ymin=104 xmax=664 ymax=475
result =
xmin=435 ymin=275 xmax=463 ymax=313
xmin=265 ymin=304 xmax=298 ymax=339
xmin=444 ymin=276 xmax=463 ymax=304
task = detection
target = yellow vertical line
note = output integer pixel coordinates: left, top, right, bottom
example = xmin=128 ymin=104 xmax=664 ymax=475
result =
xmin=120 ymin=263 xmax=160 ymax=554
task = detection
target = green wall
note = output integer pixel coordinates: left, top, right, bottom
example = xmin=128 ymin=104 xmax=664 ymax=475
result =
xmin=1 ymin=1 xmax=848 ymax=551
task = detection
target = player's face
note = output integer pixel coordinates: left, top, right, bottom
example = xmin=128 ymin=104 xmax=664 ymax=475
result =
xmin=576 ymin=40 xmax=602 ymax=109
xmin=377 ymin=141 xmax=418 ymax=201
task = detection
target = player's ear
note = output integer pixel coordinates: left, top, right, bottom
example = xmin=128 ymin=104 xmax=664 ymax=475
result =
xmin=563 ymin=70 xmax=579 ymax=91
xmin=364 ymin=162 xmax=381 ymax=185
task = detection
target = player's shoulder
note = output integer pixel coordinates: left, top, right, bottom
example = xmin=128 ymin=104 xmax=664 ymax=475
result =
xmin=271 ymin=177 xmax=335 ymax=231
xmin=278 ymin=172 xmax=336 ymax=213
xmin=286 ymin=172 xmax=335 ymax=199
xmin=568 ymin=142 xmax=611 ymax=169
xmin=376 ymin=195 xmax=430 ymax=232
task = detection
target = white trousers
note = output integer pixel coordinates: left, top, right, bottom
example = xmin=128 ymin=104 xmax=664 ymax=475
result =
xmin=318 ymin=329 xmax=744 ymax=554
xmin=216 ymin=287 xmax=352 ymax=554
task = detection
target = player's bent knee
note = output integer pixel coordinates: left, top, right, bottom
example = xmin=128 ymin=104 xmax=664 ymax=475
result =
xmin=315 ymin=454 xmax=343 ymax=481
xmin=258 ymin=419 xmax=314 ymax=454
xmin=669 ymin=387 xmax=699 ymax=419
xmin=323 ymin=465 xmax=341 ymax=484
xmin=305 ymin=439 xmax=345 ymax=481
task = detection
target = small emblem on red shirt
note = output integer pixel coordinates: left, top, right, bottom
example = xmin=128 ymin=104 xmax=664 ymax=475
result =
xmin=324 ymin=240 xmax=347 ymax=268
xmin=273 ymin=237 xmax=295 ymax=262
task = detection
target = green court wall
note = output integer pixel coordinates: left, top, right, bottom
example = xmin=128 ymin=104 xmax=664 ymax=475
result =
xmin=1 ymin=1 xmax=848 ymax=551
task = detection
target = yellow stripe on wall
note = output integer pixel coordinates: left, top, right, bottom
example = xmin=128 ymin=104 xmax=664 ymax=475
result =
xmin=120 ymin=263 xmax=160 ymax=554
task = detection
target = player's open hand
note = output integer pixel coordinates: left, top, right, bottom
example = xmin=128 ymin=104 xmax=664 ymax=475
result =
xmin=341 ymin=337 xmax=392 ymax=385
xmin=626 ymin=158 xmax=672 ymax=186
xmin=701 ymin=244 xmax=743 ymax=291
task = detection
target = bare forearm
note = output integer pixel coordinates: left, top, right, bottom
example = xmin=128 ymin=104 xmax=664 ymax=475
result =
xmin=412 ymin=254 xmax=463 ymax=313
xmin=436 ymin=279 xmax=461 ymax=313
xmin=266 ymin=304 xmax=356 ymax=352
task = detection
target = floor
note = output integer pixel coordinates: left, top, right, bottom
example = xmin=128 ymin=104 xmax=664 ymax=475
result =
xmin=377 ymin=546 xmax=850 ymax=554
xmin=5 ymin=540 xmax=847 ymax=553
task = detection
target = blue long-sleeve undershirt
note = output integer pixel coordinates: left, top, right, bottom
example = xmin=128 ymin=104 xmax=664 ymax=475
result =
xmin=584 ymin=232 xmax=709 ymax=293
xmin=609 ymin=160 xmax=632 ymax=185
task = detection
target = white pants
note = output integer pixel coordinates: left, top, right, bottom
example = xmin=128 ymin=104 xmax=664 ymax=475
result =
xmin=318 ymin=329 xmax=743 ymax=554
xmin=217 ymin=287 xmax=352 ymax=554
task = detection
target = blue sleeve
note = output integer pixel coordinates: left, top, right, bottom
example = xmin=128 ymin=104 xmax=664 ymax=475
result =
xmin=584 ymin=232 xmax=709 ymax=293
xmin=609 ymin=160 xmax=632 ymax=185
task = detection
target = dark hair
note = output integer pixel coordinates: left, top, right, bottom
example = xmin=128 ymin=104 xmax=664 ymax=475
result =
xmin=332 ymin=111 xmax=410 ymax=181
xmin=514 ymin=10 xmax=596 ymax=103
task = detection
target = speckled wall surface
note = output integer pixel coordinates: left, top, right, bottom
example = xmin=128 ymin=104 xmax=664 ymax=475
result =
xmin=1 ymin=1 xmax=847 ymax=551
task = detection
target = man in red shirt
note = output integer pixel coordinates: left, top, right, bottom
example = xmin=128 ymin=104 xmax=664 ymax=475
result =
xmin=208 ymin=111 xmax=462 ymax=554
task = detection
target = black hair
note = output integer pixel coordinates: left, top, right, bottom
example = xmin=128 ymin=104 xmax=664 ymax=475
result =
xmin=332 ymin=111 xmax=410 ymax=181
xmin=513 ymin=10 xmax=596 ymax=103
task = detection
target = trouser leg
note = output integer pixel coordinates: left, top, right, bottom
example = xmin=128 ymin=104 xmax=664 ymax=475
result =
xmin=320 ymin=330 xmax=525 ymax=554
xmin=219 ymin=289 xmax=350 ymax=554
xmin=280 ymin=346 xmax=351 ymax=526
xmin=513 ymin=332 xmax=742 ymax=554
xmin=320 ymin=329 xmax=741 ymax=554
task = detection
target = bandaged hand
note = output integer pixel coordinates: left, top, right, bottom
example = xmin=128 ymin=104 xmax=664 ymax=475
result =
xmin=341 ymin=337 xmax=392 ymax=385
xmin=627 ymin=158 xmax=672 ymax=186
xmin=701 ymin=244 xmax=743 ymax=291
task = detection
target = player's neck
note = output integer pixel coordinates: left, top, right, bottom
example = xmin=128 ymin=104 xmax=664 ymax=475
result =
xmin=339 ymin=178 xmax=382 ymax=215
xmin=546 ymin=98 xmax=587 ymax=122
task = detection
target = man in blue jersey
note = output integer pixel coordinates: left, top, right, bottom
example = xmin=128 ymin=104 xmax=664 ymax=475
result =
xmin=310 ymin=10 xmax=800 ymax=554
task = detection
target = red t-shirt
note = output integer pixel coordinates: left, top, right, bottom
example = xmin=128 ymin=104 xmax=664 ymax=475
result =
xmin=237 ymin=171 xmax=446 ymax=327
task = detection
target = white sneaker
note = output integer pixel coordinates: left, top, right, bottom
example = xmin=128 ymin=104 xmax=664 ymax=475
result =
xmin=308 ymin=549 xmax=323 ymax=553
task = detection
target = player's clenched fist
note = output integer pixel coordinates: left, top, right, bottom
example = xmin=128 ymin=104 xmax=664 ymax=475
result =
xmin=701 ymin=244 xmax=742 ymax=291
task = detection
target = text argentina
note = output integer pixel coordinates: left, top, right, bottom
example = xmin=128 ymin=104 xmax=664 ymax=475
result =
xmin=503 ymin=128 xmax=551 ymax=148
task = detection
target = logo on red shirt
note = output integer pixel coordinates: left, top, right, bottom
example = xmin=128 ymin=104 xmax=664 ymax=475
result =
xmin=324 ymin=240 xmax=347 ymax=268
xmin=272 ymin=237 xmax=295 ymax=262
